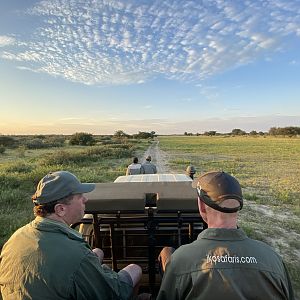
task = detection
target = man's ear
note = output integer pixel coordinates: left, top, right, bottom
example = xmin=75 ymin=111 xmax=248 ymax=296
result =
xmin=198 ymin=197 xmax=208 ymax=224
xmin=198 ymin=197 xmax=206 ymax=213
xmin=54 ymin=203 xmax=66 ymax=217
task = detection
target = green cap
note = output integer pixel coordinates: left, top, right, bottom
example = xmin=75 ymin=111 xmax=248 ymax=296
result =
xmin=192 ymin=171 xmax=243 ymax=213
xmin=32 ymin=171 xmax=95 ymax=204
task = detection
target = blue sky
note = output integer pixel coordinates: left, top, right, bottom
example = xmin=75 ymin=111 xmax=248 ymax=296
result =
xmin=0 ymin=0 xmax=299 ymax=135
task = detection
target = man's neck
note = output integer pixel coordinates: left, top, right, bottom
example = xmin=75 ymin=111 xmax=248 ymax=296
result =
xmin=46 ymin=214 xmax=70 ymax=226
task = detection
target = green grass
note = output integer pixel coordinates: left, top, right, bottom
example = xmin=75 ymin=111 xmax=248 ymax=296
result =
xmin=1 ymin=135 xmax=299 ymax=297
xmin=158 ymin=135 xmax=300 ymax=297
xmin=159 ymin=135 xmax=300 ymax=208
xmin=0 ymin=140 xmax=149 ymax=247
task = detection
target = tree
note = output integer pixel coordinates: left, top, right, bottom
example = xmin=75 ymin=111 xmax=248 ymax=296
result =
xmin=249 ymin=130 xmax=258 ymax=136
xmin=204 ymin=131 xmax=217 ymax=136
xmin=231 ymin=128 xmax=246 ymax=136
xmin=114 ymin=130 xmax=130 ymax=139
xmin=133 ymin=131 xmax=155 ymax=139
xmin=69 ymin=132 xmax=96 ymax=146
xmin=268 ymin=127 xmax=300 ymax=136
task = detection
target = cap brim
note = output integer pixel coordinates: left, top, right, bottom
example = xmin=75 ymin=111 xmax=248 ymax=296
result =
xmin=75 ymin=183 xmax=95 ymax=194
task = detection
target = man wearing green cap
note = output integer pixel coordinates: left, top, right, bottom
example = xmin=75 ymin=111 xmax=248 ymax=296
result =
xmin=0 ymin=171 xmax=142 ymax=300
xmin=157 ymin=171 xmax=294 ymax=300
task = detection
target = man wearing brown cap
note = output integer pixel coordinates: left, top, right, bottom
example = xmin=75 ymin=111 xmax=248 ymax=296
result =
xmin=0 ymin=171 xmax=142 ymax=300
xmin=157 ymin=171 xmax=294 ymax=300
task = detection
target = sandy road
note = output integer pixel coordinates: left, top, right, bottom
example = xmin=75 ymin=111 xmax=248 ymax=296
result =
xmin=142 ymin=140 xmax=170 ymax=173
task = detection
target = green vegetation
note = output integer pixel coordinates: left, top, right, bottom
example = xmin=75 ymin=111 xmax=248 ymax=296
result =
xmin=69 ymin=132 xmax=96 ymax=146
xmin=159 ymin=135 xmax=300 ymax=208
xmin=158 ymin=135 xmax=300 ymax=296
xmin=1 ymin=134 xmax=299 ymax=296
xmin=0 ymin=136 xmax=148 ymax=247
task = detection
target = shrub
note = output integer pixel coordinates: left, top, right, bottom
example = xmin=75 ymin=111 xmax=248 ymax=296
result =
xmin=16 ymin=145 xmax=26 ymax=158
xmin=39 ymin=150 xmax=85 ymax=166
xmin=0 ymin=136 xmax=16 ymax=147
xmin=0 ymin=146 xmax=5 ymax=154
xmin=69 ymin=132 xmax=96 ymax=146
xmin=25 ymin=138 xmax=45 ymax=149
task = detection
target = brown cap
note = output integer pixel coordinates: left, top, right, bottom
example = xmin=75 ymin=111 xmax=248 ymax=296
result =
xmin=192 ymin=171 xmax=243 ymax=213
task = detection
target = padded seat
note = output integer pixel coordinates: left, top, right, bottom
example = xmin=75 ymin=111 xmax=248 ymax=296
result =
xmin=85 ymin=183 xmax=145 ymax=212
xmin=85 ymin=181 xmax=198 ymax=213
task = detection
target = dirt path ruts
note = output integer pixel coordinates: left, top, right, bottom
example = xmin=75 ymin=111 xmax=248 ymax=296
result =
xmin=142 ymin=140 xmax=170 ymax=173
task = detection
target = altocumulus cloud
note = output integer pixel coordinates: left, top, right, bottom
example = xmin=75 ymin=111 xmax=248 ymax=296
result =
xmin=1 ymin=0 xmax=300 ymax=85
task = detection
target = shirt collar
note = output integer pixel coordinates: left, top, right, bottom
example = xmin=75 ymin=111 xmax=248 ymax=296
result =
xmin=32 ymin=216 xmax=83 ymax=240
xmin=198 ymin=227 xmax=247 ymax=241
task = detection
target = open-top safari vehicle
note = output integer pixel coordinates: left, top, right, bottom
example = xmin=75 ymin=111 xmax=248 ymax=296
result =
xmin=72 ymin=174 xmax=206 ymax=296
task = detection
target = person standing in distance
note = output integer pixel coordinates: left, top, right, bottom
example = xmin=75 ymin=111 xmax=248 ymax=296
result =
xmin=186 ymin=165 xmax=196 ymax=179
xmin=157 ymin=171 xmax=294 ymax=300
xmin=0 ymin=171 xmax=142 ymax=300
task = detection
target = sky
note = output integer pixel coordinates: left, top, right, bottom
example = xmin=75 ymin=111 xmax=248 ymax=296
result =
xmin=0 ymin=0 xmax=299 ymax=135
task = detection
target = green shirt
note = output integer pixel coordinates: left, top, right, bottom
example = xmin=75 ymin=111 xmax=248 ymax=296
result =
xmin=0 ymin=217 xmax=132 ymax=300
xmin=157 ymin=228 xmax=294 ymax=300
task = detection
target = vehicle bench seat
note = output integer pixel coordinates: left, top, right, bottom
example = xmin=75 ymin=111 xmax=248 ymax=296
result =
xmin=85 ymin=181 xmax=198 ymax=213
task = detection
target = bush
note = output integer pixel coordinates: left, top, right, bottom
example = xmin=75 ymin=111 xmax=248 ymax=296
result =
xmin=39 ymin=150 xmax=85 ymax=166
xmin=0 ymin=146 xmax=5 ymax=154
xmin=16 ymin=145 xmax=26 ymax=158
xmin=25 ymin=138 xmax=45 ymax=149
xmin=69 ymin=132 xmax=96 ymax=146
xmin=0 ymin=136 xmax=16 ymax=147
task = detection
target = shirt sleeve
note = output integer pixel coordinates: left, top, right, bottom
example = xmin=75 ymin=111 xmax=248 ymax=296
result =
xmin=70 ymin=252 xmax=133 ymax=300
xmin=156 ymin=258 xmax=180 ymax=300
xmin=282 ymin=261 xmax=295 ymax=300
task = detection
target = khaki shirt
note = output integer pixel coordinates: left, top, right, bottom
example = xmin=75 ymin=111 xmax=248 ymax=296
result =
xmin=0 ymin=217 xmax=132 ymax=300
xmin=157 ymin=228 xmax=294 ymax=300
xmin=126 ymin=163 xmax=144 ymax=175
xmin=141 ymin=162 xmax=157 ymax=174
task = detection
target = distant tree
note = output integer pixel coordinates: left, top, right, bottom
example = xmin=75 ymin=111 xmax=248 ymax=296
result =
xmin=184 ymin=132 xmax=188 ymax=136
xmin=150 ymin=131 xmax=156 ymax=138
xmin=133 ymin=131 xmax=155 ymax=139
xmin=69 ymin=132 xmax=96 ymax=146
xmin=268 ymin=126 xmax=300 ymax=136
xmin=249 ymin=130 xmax=258 ymax=136
xmin=231 ymin=128 xmax=246 ymax=136
xmin=114 ymin=130 xmax=130 ymax=139
xmin=204 ymin=131 xmax=217 ymax=136
xmin=268 ymin=127 xmax=278 ymax=135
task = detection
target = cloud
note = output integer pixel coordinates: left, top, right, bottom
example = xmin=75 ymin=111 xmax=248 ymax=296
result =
xmin=1 ymin=0 xmax=300 ymax=85
xmin=0 ymin=36 xmax=16 ymax=47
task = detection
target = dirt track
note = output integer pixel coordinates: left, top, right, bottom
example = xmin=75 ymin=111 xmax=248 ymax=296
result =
xmin=142 ymin=140 xmax=170 ymax=173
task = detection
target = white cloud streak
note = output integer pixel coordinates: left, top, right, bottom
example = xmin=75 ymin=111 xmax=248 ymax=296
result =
xmin=0 ymin=36 xmax=16 ymax=47
xmin=1 ymin=0 xmax=300 ymax=85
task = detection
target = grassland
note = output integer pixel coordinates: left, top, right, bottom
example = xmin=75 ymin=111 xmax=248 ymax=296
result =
xmin=0 ymin=139 xmax=149 ymax=248
xmin=158 ymin=135 xmax=300 ymax=297
xmin=1 ymin=135 xmax=299 ymax=297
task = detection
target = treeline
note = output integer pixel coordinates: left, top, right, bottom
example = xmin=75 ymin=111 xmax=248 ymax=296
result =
xmin=184 ymin=126 xmax=300 ymax=137
xmin=0 ymin=130 xmax=156 ymax=154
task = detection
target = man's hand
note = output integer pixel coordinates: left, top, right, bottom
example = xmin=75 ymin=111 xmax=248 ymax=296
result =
xmin=92 ymin=248 xmax=104 ymax=264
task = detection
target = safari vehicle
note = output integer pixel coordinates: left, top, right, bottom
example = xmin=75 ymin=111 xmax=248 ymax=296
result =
xmin=73 ymin=174 xmax=206 ymax=296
